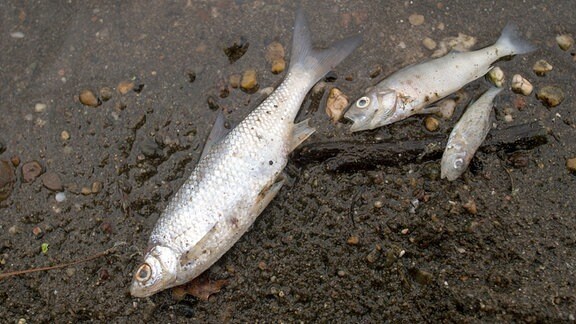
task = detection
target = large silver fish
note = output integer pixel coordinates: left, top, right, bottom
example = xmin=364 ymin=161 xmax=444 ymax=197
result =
xmin=441 ymin=87 xmax=502 ymax=181
xmin=130 ymin=10 xmax=361 ymax=298
xmin=345 ymin=24 xmax=534 ymax=132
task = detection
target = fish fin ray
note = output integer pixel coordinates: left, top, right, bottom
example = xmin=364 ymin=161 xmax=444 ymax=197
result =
xmin=180 ymin=222 xmax=219 ymax=266
xmin=495 ymin=23 xmax=535 ymax=56
xmin=251 ymin=177 xmax=285 ymax=216
xmin=200 ymin=110 xmax=231 ymax=161
xmin=290 ymin=118 xmax=315 ymax=152
xmin=288 ymin=9 xmax=362 ymax=86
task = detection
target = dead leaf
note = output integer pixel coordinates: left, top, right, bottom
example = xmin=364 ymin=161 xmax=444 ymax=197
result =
xmin=172 ymin=276 xmax=229 ymax=301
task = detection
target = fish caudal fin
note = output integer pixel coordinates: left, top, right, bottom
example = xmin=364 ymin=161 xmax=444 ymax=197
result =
xmin=495 ymin=23 xmax=536 ymax=56
xmin=289 ymin=9 xmax=362 ymax=87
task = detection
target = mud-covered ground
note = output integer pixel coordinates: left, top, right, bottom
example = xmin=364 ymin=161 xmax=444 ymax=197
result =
xmin=1 ymin=1 xmax=575 ymax=322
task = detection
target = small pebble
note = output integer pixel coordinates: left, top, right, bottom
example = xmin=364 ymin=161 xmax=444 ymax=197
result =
xmin=32 ymin=226 xmax=43 ymax=237
xmin=401 ymin=228 xmax=410 ymax=235
xmin=55 ymin=192 xmax=66 ymax=202
xmin=22 ymin=160 xmax=43 ymax=183
xmin=504 ymin=114 xmax=513 ymax=123
xmin=566 ymin=157 xmax=576 ymax=173
xmin=35 ymin=103 xmax=47 ymax=113
xmin=99 ymin=87 xmax=113 ymax=101
xmin=8 ymin=225 xmax=19 ymax=234
xmin=432 ymin=33 xmax=476 ymax=58
xmin=422 ymin=37 xmax=437 ymax=50
xmin=10 ymin=31 xmax=25 ymax=39
xmin=373 ymin=200 xmax=383 ymax=208
xmin=433 ymin=99 xmax=456 ymax=119
xmin=487 ymin=66 xmax=505 ymax=87
xmin=462 ymin=199 xmax=477 ymax=215
xmin=65 ymin=267 xmax=76 ymax=277
xmin=81 ymin=187 xmax=92 ymax=195
xmin=91 ymin=181 xmax=103 ymax=194
xmin=117 ymin=81 xmax=134 ymax=95
xmin=508 ymin=151 xmax=529 ymax=168
xmin=346 ymin=236 xmax=359 ymax=245
xmin=79 ymin=90 xmax=101 ymax=107
xmin=240 ymin=69 xmax=258 ymax=93
xmin=101 ymin=222 xmax=113 ymax=234
xmin=511 ymin=74 xmax=533 ymax=96
xmin=10 ymin=156 xmax=20 ymax=167
xmin=41 ymin=172 xmax=63 ymax=191
xmin=556 ymin=34 xmax=574 ymax=51
xmin=229 ymin=74 xmax=241 ymax=88
xmin=325 ymin=88 xmax=349 ymax=123
xmin=424 ymin=116 xmax=440 ymax=132
xmin=258 ymin=261 xmax=267 ymax=271
xmin=408 ymin=14 xmax=425 ymax=26
xmin=265 ymin=41 xmax=286 ymax=74
xmin=366 ymin=248 xmax=379 ymax=263
xmin=533 ymin=60 xmax=553 ymax=76
xmin=337 ymin=270 xmax=346 ymax=277
xmin=536 ymin=86 xmax=565 ymax=107
xmin=61 ymin=130 xmax=70 ymax=141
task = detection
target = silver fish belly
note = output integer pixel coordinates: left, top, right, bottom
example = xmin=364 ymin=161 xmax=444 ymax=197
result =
xmin=441 ymin=87 xmax=502 ymax=181
xmin=345 ymin=23 xmax=534 ymax=132
xmin=130 ymin=10 xmax=361 ymax=298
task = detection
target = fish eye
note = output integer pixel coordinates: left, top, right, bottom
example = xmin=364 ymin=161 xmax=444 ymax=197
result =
xmin=356 ymin=97 xmax=370 ymax=109
xmin=135 ymin=263 xmax=152 ymax=282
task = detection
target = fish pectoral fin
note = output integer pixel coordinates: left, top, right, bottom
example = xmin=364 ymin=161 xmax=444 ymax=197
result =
xmin=290 ymin=119 xmax=315 ymax=152
xmin=200 ymin=110 xmax=232 ymax=161
xmin=180 ymin=222 xmax=219 ymax=266
xmin=252 ymin=177 xmax=285 ymax=216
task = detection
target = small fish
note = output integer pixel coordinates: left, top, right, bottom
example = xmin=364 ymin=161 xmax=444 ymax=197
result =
xmin=441 ymin=87 xmax=502 ymax=181
xmin=345 ymin=23 xmax=534 ymax=132
xmin=130 ymin=10 xmax=361 ymax=298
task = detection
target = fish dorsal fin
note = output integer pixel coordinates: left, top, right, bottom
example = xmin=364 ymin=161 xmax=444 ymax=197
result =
xmin=180 ymin=222 xmax=219 ymax=266
xmin=200 ymin=111 xmax=231 ymax=161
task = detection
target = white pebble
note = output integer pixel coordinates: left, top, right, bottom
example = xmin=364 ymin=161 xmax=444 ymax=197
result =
xmin=10 ymin=31 xmax=25 ymax=39
xmin=55 ymin=192 xmax=67 ymax=202
xmin=504 ymin=114 xmax=513 ymax=123
xmin=487 ymin=67 xmax=505 ymax=87
xmin=35 ymin=103 xmax=47 ymax=113
xmin=511 ymin=74 xmax=533 ymax=96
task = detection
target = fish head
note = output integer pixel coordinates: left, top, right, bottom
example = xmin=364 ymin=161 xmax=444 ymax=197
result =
xmin=440 ymin=145 xmax=469 ymax=181
xmin=130 ymin=245 xmax=179 ymax=297
xmin=345 ymin=88 xmax=398 ymax=132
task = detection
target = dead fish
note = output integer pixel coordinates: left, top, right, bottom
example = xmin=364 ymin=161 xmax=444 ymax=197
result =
xmin=345 ymin=23 xmax=534 ymax=132
xmin=130 ymin=10 xmax=361 ymax=298
xmin=441 ymin=87 xmax=503 ymax=181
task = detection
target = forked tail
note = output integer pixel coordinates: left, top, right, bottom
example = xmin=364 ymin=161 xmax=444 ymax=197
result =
xmin=288 ymin=9 xmax=362 ymax=88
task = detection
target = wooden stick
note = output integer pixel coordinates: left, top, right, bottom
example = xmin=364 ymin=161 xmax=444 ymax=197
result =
xmin=0 ymin=246 xmax=117 ymax=280
xmin=292 ymin=121 xmax=548 ymax=173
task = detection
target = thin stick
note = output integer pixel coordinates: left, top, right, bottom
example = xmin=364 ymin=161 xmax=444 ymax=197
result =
xmin=0 ymin=246 xmax=116 ymax=280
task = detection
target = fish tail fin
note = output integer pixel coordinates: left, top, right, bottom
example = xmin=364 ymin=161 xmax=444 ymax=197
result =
xmin=495 ymin=23 xmax=536 ymax=56
xmin=288 ymin=9 xmax=362 ymax=87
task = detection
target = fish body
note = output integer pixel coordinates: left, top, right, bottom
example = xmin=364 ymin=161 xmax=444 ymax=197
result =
xmin=345 ymin=23 xmax=534 ymax=132
xmin=441 ymin=87 xmax=502 ymax=181
xmin=130 ymin=10 xmax=361 ymax=298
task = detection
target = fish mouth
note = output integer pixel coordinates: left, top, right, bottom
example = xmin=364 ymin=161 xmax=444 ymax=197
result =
xmin=345 ymin=112 xmax=372 ymax=133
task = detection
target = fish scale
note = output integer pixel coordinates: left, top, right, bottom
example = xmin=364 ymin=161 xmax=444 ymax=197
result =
xmin=130 ymin=10 xmax=361 ymax=297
